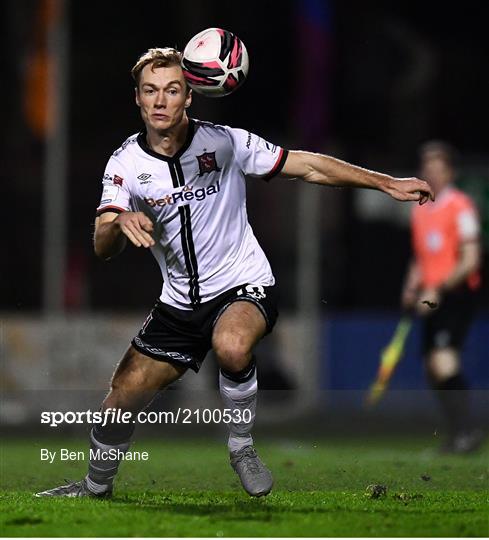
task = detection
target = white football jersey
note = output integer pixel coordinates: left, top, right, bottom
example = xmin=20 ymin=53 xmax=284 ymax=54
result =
xmin=97 ymin=119 xmax=288 ymax=309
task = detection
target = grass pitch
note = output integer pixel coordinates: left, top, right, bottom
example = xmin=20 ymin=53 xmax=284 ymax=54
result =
xmin=1 ymin=435 xmax=488 ymax=537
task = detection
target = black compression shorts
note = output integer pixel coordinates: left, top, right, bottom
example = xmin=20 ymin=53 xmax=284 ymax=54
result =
xmin=131 ymin=284 xmax=278 ymax=372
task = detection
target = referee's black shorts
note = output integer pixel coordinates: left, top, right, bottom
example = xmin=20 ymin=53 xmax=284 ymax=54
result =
xmin=131 ymin=284 xmax=278 ymax=372
xmin=422 ymin=284 xmax=477 ymax=355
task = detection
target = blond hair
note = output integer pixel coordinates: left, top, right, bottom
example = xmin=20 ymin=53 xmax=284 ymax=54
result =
xmin=131 ymin=47 xmax=184 ymax=87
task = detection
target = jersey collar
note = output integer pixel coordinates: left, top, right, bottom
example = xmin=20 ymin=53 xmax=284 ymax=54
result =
xmin=430 ymin=186 xmax=455 ymax=209
xmin=137 ymin=118 xmax=195 ymax=162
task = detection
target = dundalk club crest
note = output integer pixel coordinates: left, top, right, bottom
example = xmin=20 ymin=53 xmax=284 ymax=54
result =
xmin=196 ymin=151 xmax=221 ymax=176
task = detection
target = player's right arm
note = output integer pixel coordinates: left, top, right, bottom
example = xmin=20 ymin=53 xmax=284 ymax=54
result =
xmin=95 ymin=151 xmax=155 ymax=260
xmin=94 ymin=211 xmax=155 ymax=260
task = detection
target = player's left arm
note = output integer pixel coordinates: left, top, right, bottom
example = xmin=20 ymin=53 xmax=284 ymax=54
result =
xmin=281 ymin=150 xmax=434 ymax=205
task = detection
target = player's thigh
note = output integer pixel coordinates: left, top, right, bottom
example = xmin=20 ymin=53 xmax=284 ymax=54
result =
xmin=106 ymin=345 xmax=186 ymax=410
xmin=212 ymin=301 xmax=267 ymax=366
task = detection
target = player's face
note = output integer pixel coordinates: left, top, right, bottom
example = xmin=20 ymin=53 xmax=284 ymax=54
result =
xmin=420 ymin=156 xmax=454 ymax=195
xmin=136 ymin=64 xmax=191 ymax=133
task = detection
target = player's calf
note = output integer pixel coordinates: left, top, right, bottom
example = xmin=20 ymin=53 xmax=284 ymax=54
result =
xmin=219 ymin=358 xmax=257 ymax=452
xmin=86 ymin=427 xmax=133 ymax=495
xmin=218 ymin=358 xmax=274 ymax=496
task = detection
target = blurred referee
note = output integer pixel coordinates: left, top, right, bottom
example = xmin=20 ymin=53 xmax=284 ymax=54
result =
xmin=401 ymin=141 xmax=485 ymax=453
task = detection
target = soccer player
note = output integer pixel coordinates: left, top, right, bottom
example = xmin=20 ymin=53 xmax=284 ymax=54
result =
xmin=401 ymin=141 xmax=484 ymax=453
xmin=36 ymin=47 xmax=433 ymax=498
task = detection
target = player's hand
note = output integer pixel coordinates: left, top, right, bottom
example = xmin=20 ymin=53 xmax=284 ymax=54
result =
xmin=115 ymin=212 xmax=155 ymax=248
xmin=386 ymin=177 xmax=435 ymax=205
xmin=416 ymin=287 xmax=441 ymax=316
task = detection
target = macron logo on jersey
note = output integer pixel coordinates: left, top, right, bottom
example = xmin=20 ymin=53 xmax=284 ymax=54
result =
xmin=144 ymin=181 xmax=221 ymax=208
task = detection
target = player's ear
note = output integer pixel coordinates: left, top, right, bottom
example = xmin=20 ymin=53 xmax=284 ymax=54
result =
xmin=184 ymin=88 xmax=192 ymax=109
xmin=135 ymin=87 xmax=141 ymax=107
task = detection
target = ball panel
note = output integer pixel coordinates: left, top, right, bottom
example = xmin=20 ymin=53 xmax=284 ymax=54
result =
xmin=227 ymin=36 xmax=242 ymax=69
xmin=183 ymin=28 xmax=222 ymax=62
xmin=218 ymin=28 xmax=233 ymax=62
xmin=182 ymin=70 xmax=221 ymax=87
xmin=181 ymin=58 xmax=224 ymax=78
xmin=223 ymin=73 xmax=239 ymax=92
xmin=182 ymin=28 xmax=249 ymax=97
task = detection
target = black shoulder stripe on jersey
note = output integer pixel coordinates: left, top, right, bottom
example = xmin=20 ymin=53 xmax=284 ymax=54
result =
xmin=262 ymin=148 xmax=289 ymax=182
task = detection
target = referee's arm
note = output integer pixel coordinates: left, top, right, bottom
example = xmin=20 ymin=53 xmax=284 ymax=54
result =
xmin=442 ymin=240 xmax=481 ymax=292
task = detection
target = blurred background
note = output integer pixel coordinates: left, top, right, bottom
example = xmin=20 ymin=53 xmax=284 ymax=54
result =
xmin=1 ymin=0 xmax=488 ymax=434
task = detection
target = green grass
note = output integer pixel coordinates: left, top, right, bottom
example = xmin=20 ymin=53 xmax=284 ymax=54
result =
xmin=1 ymin=436 xmax=488 ymax=537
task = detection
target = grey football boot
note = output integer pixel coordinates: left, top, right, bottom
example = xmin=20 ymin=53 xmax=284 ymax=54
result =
xmin=230 ymin=446 xmax=273 ymax=497
xmin=35 ymin=478 xmax=111 ymax=498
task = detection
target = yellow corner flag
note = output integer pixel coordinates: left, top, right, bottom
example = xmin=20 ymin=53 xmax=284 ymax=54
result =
xmin=365 ymin=317 xmax=412 ymax=407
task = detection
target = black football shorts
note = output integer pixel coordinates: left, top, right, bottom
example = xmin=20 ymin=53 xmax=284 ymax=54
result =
xmin=422 ymin=284 xmax=477 ymax=355
xmin=131 ymin=284 xmax=278 ymax=372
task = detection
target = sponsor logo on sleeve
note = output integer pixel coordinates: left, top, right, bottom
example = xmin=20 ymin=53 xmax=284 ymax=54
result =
xmin=101 ymin=184 xmax=119 ymax=204
xmin=113 ymin=174 xmax=124 ymax=186
xmin=246 ymin=132 xmax=252 ymax=149
xmin=259 ymin=138 xmax=277 ymax=153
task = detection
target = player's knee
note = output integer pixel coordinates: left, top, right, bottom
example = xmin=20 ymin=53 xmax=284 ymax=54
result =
xmin=103 ymin=380 xmax=150 ymax=412
xmin=102 ymin=387 xmax=128 ymax=412
xmin=426 ymin=348 xmax=459 ymax=381
xmin=106 ymin=352 xmax=152 ymax=410
xmin=214 ymin=336 xmax=252 ymax=373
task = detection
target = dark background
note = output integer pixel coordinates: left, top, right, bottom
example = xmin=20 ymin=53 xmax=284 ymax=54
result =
xmin=3 ymin=0 xmax=488 ymax=312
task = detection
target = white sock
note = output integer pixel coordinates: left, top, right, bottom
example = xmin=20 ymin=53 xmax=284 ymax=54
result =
xmin=85 ymin=474 xmax=110 ymax=494
xmin=86 ymin=429 xmax=130 ymax=492
xmin=219 ymin=369 xmax=257 ymax=453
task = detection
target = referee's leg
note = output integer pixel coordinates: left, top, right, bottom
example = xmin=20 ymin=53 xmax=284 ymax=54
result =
xmin=423 ymin=288 xmax=484 ymax=453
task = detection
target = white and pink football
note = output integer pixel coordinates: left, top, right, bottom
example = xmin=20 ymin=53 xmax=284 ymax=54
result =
xmin=181 ymin=28 xmax=249 ymax=97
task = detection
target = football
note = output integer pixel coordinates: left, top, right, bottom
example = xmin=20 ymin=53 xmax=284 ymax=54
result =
xmin=181 ymin=28 xmax=249 ymax=97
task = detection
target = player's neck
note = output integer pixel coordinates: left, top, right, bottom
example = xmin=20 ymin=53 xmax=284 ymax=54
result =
xmin=145 ymin=116 xmax=189 ymax=158
xmin=434 ymin=184 xmax=453 ymax=198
